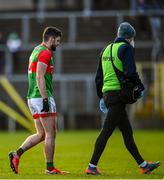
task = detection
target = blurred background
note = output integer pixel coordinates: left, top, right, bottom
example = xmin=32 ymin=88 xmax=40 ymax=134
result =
xmin=0 ymin=0 xmax=164 ymax=132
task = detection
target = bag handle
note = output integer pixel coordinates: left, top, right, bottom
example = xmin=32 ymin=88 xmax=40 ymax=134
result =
xmin=110 ymin=43 xmax=126 ymax=84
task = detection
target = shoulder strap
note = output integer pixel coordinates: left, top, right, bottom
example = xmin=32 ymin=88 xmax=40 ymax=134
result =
xmin=110 ymin=43 xmax=125 ymax=83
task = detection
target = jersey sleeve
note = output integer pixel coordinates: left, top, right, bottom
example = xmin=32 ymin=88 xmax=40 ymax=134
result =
xmin=38 ymin=50 xmax=51 ymax=65
xmin=95 ymin=51 xmax=103 ymax=99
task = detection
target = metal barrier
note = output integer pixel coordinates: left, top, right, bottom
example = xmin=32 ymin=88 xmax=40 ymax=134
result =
xmin=0 ymin=9 xmax=164 ymax=130
xmin=0 ymin=62 xmax=164 ymax=131
xmin=0 ymin=9 xmax=163 ymax=76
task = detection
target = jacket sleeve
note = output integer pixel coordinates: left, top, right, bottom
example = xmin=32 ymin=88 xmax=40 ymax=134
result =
xmin=118 ymin=44 xmax=144 ymax=91
xmin=95 ymin=53 xmax=103 ymax=99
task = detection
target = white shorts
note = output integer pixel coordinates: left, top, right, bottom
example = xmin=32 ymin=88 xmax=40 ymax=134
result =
xmin=28 ymin=97 xmax=57 ymax=119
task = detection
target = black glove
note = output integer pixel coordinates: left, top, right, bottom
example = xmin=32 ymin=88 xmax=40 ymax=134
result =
xmin=41 ymin=98 xmax=49 ymax=112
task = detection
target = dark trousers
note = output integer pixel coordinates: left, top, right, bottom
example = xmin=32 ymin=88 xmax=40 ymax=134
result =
xmin=90 ymin=91 xmax=144 ymax=165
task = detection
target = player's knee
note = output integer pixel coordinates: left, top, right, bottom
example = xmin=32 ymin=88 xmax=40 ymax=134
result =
xmin=38 ymin=132 xmax=45 ymax=141
xmin=122 ymin=131 xmax=134 ymax=145
xmin=122 ymin=129 xmax=133 ymax=138
xmin=49 ymin=127 xmax=57 ymax=135
xmin=45 ymin=130 xmax=56 ymax=139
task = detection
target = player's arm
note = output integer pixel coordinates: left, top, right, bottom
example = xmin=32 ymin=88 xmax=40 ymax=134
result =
xmin=36 ymin=50 xmax=51 ymax=98
xmin=95 ymin=51 xmax=104 ymax=99
xmin=118 ymin=44 xmax=144 ymax=90
xmin=36 ymin=62 xmax=48 ymax=98
xmin=36 ymin=50 xmax=51 ymax=112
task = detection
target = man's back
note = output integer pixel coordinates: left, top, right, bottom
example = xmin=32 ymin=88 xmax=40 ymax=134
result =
xmin=27 ymin=44 xmax=54 ymax=99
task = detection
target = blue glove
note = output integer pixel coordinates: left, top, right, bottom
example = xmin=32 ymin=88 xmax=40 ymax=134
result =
xmin=99 ymin=98 xmax=108 ymax=114
xmin=137 ymin=90 xmax=144 ymax=99
xmin=134 ymin=87 xmax=144 ymax=99
xmin=140 ymin=90 xmax=144 ymax=97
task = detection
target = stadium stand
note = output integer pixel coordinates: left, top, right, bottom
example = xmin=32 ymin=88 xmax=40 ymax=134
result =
xmin=30 ymin=18 xmax=69 ymax=43
xmin=0 ymin=0 xmax=164 ymax=130
xmin=76 ymin=17 xmax=116 ymax=42
xmin=0 ymin=0 xmax=33 ymax=11
xmin=61 ymin=49 xmax=100 ymax=73
xmin=92 ymin=0 xmax=130 ymax=10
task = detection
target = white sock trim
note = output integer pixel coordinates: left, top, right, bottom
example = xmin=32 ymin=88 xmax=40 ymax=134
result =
xmin=139 ymin=161 xmax=147 ymax=168
xmin=89 ymin=163 xmax=96 ymax=168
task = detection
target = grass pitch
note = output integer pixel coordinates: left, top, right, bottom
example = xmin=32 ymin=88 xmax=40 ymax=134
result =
xmin=0 ymin=130 xmax=163 ymax=179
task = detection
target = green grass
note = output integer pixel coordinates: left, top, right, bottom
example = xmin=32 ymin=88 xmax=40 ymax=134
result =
xmin=0 ymin=130 xmax=163 ymax=179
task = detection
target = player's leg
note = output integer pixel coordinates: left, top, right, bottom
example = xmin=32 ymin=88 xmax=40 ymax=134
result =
xmin=40 ymin=115 xmax=57 ymax=174
xmin=40 ymin=96 xmax=57 ymax=172
xmin=118 ymin=110 xmax=160 ymax=173
xmin=118 ymin=110 xmax=144 ymax=164
xmin=40 ymin=115 xmax=56 ymax=165
xmin=86 ymin=109 xmax=118 ymax=175
xmin=89 ymin=112 xmax=117 ymax=164
xmin=9 ymin=98 xmax=45 ymax=174
xmin=86 ymin=92 xmax=121 ymax=175
xmin=38 ymin=97 xmax=66 ymax=174
xmin=19 ymin=98 xmax=46 ymax=152
xmin=19 ymin=118 xmax=45 ymax=151
xmin=40 ymin=115 xmax=68 ymax=175
xmin=9 ymin=118 xmax=45 ymax=174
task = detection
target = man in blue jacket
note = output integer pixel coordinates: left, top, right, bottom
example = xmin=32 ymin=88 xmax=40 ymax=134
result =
xmin=85 ymin=22 xmax=160 ymax=175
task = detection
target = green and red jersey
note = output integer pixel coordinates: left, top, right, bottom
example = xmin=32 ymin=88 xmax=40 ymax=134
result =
xmin=27 ymin=43 xmax=54 ymax=99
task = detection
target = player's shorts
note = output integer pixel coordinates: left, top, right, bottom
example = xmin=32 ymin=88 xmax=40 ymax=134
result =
xmin=28 ymin=97 xmax=57 ymax=119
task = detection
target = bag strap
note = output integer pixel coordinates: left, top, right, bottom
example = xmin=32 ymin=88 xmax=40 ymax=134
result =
xmin=110 ymin=43 xmax=125 ymax=83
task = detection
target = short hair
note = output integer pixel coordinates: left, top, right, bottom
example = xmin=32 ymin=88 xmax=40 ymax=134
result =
xmin=43 ymin=26 xmax=62 ymax=41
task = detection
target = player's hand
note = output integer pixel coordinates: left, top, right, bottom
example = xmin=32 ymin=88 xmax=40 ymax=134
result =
xmin=134 ymin=86 xmax=144 ymax=99
xmin=99 ymin=98 xmax=108 ymax=114
xmin=41 ymin=98 xmax=49 ymax=112
xmin=138 ymin=90 xmax=144 ymax=98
